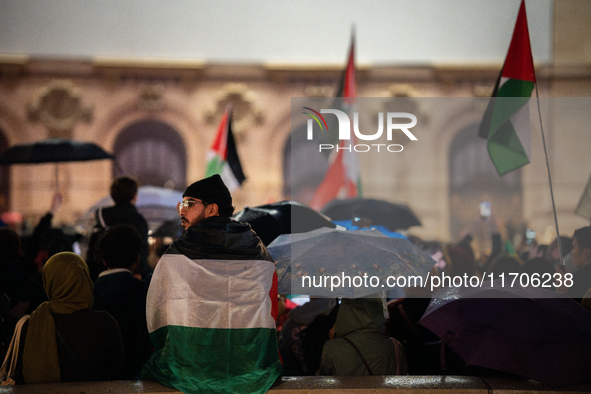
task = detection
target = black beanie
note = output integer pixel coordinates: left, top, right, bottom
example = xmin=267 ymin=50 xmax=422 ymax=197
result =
xmin=183 ymin=174 xmax=232 ymax=206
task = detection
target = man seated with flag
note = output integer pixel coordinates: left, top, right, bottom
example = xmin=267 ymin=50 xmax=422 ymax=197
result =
xmin=139 ymin=174 xmax=282 ymax=394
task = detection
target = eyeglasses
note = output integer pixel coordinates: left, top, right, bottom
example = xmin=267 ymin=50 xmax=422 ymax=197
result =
xmin=178 ymin=200 xmax=205 ymax=212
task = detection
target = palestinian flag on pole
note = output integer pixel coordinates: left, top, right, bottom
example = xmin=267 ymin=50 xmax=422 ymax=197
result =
xmin=478 ymin=0 xmax=536 ymax=176
xmin=206 ymin=107 xmax=246 ymax=191
xmin=139 ymin=252 xmax=281 ymax=394
xmin=336 ymin=28 xmax=357 ymax=106
xmin=309 ymin=31 xmax=362 ymax=210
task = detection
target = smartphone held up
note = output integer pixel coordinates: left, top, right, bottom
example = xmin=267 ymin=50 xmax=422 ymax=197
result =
xmin=479 ymin=200 xmax=491 ymax=221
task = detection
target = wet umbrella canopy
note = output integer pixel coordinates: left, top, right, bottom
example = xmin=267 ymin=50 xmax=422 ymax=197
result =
xmin=151 ymin=219 xmax=184 ymax=239
xmin=0 ymin=138 xmax=114 ymax=190
xmin=233 ymin=200 xmax=336 ymax=245
xmin=0 ymin=138 xmax=114 ymax=164
xmin=321 ymin=198 xmax=421 ymax=231
xmin=419 ymin=284 xmax=591 ymax=387
xmin=268 ymin=227 xmax=435 ymax=297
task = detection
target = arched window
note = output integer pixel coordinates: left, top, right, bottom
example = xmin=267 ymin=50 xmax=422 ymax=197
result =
xmin=113 ymin=120 xmax=187 ymax=189
xmin=449 ymin=123 xmax=523 ymax=253
xmin=0 ymin=130 xmax=9 ymax=212
xmin=283 ymin=123 xmax=329 ymax=204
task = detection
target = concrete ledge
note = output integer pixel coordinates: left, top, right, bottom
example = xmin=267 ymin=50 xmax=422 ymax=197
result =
xmin=0 ymin=380 xmax=178 ymax=394
xmin=273 ymin=376 xmax=591 ymax=393
xmin=1 ymin=376 xmax=590 ymax=394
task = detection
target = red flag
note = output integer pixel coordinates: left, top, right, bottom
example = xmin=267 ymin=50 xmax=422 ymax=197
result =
xmin=310 ymin=32 xmax=361 ymax=210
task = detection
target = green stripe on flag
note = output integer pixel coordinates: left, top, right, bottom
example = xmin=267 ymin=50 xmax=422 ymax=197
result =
xmin=487 ymin=79 xmax=534 ymax=176
xmin=206 ymin=155 xmax=225 ymax=178
xmin=498 ymin=78 xmax=534 ymax=98
xmin=140 ymin=325 xmax=281 ymax=394
xmin=487 ymin=120 xmax=529 ymax=176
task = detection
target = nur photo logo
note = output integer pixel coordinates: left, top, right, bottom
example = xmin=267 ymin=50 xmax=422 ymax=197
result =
xmin=303 ymin=107 xmax=418 ymax=153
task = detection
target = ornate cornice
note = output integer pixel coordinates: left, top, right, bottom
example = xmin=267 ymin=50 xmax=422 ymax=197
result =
xmin=0 ymin=56 xmax=589 ymax=91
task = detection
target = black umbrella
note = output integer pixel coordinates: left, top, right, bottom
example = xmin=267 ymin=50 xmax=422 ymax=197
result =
xmin=0 ymin=138 xmax=114 ymax=190
xmin=233 ymin=200 xmax=336 ymax=245
xmin=151 ymin=219 xmax=184 ymax=239
xmin=321 ymin=197 xmax=421 ymax=231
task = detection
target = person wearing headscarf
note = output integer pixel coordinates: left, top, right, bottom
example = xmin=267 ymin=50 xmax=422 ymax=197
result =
xmin=21 ymin=252 xmax=123 ymax=383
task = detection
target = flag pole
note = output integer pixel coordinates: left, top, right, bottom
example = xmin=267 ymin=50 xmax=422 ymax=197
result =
xmin=534 ymin=84 xmax=564 ymax=266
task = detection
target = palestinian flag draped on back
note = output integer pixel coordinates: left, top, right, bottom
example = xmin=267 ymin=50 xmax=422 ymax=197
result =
xmin=206 ymin=107 xmax=246 ymax=191
xmin=139 ymin=221 xmax=281 ymax=394
xmin=309 ymin=31 xmax=362 ymax=210
xmin=478 ymin=0 xmax=536 ymax=176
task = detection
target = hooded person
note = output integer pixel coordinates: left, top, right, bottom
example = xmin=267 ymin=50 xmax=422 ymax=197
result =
xmin=20 ymin=252 xmax=123 ymax=383
xmin=139 ymin=174 xmax=282 ymax=394
xmin=317 ymin=298 xmax=407 ymax=376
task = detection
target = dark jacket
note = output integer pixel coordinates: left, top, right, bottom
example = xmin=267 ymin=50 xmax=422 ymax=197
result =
xmin=169 ymin=216 xmax=273 ymax=262
xmin=89 ymin=203 xmax=151 ymax=279
xmin=17 ymin=309 xmax=124 ymax=383
xmin=94 ymin=271 xmax=152 ymax=379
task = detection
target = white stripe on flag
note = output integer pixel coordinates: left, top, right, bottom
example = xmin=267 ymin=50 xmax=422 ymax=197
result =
xmin=221 ymin=162 xmax=241 ymax=191
xmin=147 ymin=254 xmax=276 ymax=332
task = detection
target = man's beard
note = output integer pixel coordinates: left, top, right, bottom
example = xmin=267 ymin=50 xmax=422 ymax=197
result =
xmin=182 ymin=210 xmax=208 ymax=229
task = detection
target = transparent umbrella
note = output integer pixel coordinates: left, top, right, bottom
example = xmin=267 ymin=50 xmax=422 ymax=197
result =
xmin=76 ymin=186 xmax=183 ymax=233
xmin=268 ymin=227 xmax=435 ymax=297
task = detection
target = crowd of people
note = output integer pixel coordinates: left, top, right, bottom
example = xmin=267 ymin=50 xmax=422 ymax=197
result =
xmin=1 ymin=176 xmax=153 ymax=383
xmin=1 ymin=174 xmax=591 ymax=391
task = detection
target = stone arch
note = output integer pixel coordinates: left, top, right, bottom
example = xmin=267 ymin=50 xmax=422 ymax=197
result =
xmin=282 ymin=121 xmax=329 ymax=205
xmin=0 ymin=129 xmax=10 ymax=212
xmin=448 ymin=121 xmax=523 ymax=255
xmin=113 ymin=120 xmax=187 ymax=190
xmin=0 ymin=101 xmax=44 ymax=145
xmin=92 ymin=93 xmax=207 ymax=194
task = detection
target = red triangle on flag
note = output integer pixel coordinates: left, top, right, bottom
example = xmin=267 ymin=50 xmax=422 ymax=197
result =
xmin=501 ymin=0 xmax=536 ymax=83
xmin=205 ymin=106 xmax=246 ymax=189
xmin=209 ymin=109 xmax=230 ymax=161
xmin=342 ymin=36 xmax=356 ymax=100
